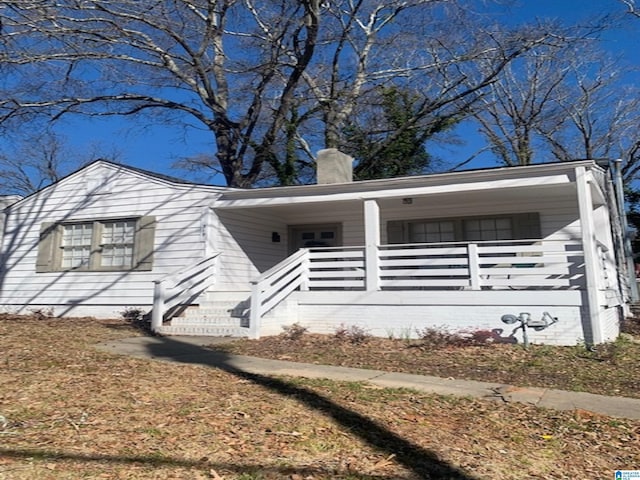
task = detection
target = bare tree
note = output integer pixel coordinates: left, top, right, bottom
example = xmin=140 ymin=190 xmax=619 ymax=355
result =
xmin=622 ymin=0 xmax=640 ymax=18
xmin=471 ymin=43 xmax=573 ymax=166
xmin=540 ymin=56 xmax=640 ymax=179
xmin=0 ymin=0 xmax=321 ymax=187
xmin=471 ymin=33 xmax=640 ymax=183
xmin=0 ymin=131 xmax=119 ymax=196
xmin=302 ymin=2 xmax=564 ymax=171
xmin=0 ymin=1 xmax=565 ymax=187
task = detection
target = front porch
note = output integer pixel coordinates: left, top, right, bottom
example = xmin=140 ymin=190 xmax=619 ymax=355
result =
xmin=151 ymin=161 xmax=627 ymax=345
xmin=247 ymin=239 xmax=592 ymax=344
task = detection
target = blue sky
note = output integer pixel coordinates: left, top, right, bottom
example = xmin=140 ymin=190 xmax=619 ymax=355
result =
xmin=45 ymin=0 xmax=640 ymax=184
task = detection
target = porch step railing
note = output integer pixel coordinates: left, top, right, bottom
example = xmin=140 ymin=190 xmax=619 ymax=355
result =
xmin=249 ymin=240 xmax=585 ymax=336
xmin=151 ymin=253 xmax=220 ymax=331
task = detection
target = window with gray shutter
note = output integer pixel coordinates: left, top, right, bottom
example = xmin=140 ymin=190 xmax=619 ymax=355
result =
xmin=35 ymin=216 xmax=156 ymax=272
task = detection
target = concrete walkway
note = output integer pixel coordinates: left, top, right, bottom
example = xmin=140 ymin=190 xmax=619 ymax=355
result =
xmin=96 ymin=335 xmax=640 ymax=421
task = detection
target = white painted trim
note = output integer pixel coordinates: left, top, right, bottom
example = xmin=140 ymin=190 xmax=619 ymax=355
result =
xmin=290 ymin=289 xmax=584 ymax=306
xmin=575 ymin=166 xmax=603 ymax=344
xmin=214 ymin=174 xmax=573 ymax=208
xmin=364 ymin=200 xmax=380 ymax=291
xmin=468 ymin=243 xmax=480 ymax=290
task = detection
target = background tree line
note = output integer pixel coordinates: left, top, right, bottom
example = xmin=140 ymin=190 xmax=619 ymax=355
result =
xmin=0 ymin=0 xmax=638 ymax=196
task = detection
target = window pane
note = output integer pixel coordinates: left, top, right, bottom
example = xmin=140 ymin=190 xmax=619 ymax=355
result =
xmin=61 ymin=223 xmax=93 ymax=268
xmin=100 ymin=220 xmax=135 ymax=268
xmin=409 ymin=221 xmax=455 ymax=243
xmin=464 ymin=218 xmax=512 ymax=241
xmin=102 ymin=220 xmax=135 ymax=245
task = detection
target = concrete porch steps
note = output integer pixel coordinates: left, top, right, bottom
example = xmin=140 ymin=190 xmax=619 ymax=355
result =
xmin=156 ymin=292 xmax=251 ymax=337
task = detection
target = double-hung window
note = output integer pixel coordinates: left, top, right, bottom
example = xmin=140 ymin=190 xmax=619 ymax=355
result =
xmin=60 ymin=223 xmax=94 ymax=269
xmin=408 ymin=220 xmax=456 ymax=243
xmin=387 ymin=213 xmax=540 ymax=244
xmin=99 ymin=220 xmax=136 ymax=268
xmin=464 ymin=217 xmax=513 ymax=242
xmin=36 ymin=216 xmax=155 ymax=272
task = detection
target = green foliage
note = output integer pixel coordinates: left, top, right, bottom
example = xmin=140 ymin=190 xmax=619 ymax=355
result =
xmin=342 ymin=86 xmax=457 ymax=181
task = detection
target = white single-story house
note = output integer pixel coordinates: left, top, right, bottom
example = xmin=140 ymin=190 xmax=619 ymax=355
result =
xmin=0 ymin=150 xmax=634 ymax=345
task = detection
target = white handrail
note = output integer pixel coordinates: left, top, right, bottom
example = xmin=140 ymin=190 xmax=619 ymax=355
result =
xmin=151 ymin=253 xmax=220 ymax=331
xmin=249 ymin=249 xmax=310 ymax=338
xmin=247 ymin=239 xmax=585 ymax=338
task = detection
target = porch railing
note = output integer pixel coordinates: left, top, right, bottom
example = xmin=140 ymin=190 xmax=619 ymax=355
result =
xmin=151 ymin=253 xmax=220 ymax=331
xmin=249 ymin=240 xmax=585 ymax=336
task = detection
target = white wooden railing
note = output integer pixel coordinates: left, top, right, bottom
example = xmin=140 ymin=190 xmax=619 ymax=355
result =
xmin=249 ymin=240 xmax=585 ymax=335
xmin=249 ymin=249 xmax=310 ymax=338
xmin=151 ymin=253 xmax=220 ymax=331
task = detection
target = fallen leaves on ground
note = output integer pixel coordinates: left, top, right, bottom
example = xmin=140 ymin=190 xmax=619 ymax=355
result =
xmin=222 ymin=329 xmax=640 ymax=398
xmin=0 ymin=314 xmax=638 ymax=479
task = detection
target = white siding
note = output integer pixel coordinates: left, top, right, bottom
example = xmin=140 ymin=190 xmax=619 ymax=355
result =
xmin=380 ymin=191 xmax=581 ymax=243
xmin=213 ymin=203 xmax=367 ymax=292
xmin=0 ymin=163 xmax=220 ymax=317
xmin=284 ymin=206 xmax=365 ymax=247
xmin=214 ymin=209 xmax=289 ymax=290
xmin=599 ymin=306 xmax=622 ymax=342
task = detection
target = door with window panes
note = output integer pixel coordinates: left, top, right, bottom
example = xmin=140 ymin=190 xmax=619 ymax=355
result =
xmin=289 ymin=224 xmax=340 ymax=254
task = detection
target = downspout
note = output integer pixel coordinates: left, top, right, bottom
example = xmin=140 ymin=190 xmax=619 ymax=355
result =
xmin=612 ymin=159 xmax=639 ymax=302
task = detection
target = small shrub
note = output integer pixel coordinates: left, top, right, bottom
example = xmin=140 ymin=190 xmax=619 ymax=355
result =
xmin=281 ymin=322 xmax=308 ymax=341
xmin=416 ymin=326 xmax=467 ymax=349
xmin=120 ymin=307 xmax=151 ymax=333
xmin=333 ymin=323 xmax=370 ymax=344
xmin=416 ymin=326 xmax=504 ymax=349
xmin=467 ymin=329 xmax=497 ymax=345
xmin=621 ymin=316 xmax=640 ymax=337
xmin=28 ymin=307 xmax=54 ymax=320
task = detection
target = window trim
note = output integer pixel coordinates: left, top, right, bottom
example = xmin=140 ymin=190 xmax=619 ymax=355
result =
xmin=387 ymin=212 xmax=540 ymax=244
xmin=36 ymin=216 xmax=156 ymax=273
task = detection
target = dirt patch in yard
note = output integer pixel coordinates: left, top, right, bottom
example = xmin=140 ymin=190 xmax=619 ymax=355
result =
xmin=1 ymin=314 xmax=639 ymax=479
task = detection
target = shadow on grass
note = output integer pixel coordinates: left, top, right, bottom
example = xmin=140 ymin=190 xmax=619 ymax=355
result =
xmin=136 ymin=335 xmax=480 ymax=480
xmin=0 ymin=447 xmax=414 ymax=479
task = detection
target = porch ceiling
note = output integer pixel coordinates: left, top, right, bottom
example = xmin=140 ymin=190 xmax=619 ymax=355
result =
xmin=215 ymin=181 xmax=577 ymax=217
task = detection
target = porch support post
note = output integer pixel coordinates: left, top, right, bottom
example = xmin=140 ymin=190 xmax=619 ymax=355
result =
xmin=249 ymin=281 xmax=261 ymax=339
xmin=151 ymin=280 xmax=165 ymax=333
xmin=576 ymin=166 xmax=604 ymax=344
xmin=468 ymin=243 xmax=481 ymax=290
xmin=364 ymin=199 xmax=381 ymax=291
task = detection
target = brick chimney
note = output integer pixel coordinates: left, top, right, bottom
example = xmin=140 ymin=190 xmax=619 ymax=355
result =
xmin=316 ymin=148 xmax=354 ymax=184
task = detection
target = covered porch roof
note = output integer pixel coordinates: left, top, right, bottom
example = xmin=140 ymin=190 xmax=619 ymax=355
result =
xmin=213 ymin=160 xmax=606 ymax=211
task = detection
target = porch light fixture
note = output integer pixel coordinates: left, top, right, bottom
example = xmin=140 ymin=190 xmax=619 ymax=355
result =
xmin=402 ymin=197 xmax=413 ymax=205
xmin=271 ymin=232 xmax=281 ymax=243
xmin=501 ymin=311 xmax=558 ymax=349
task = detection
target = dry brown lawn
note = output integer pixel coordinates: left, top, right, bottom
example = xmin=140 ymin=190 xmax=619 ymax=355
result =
xmin=223 ymin=321 xmax=640 ymax=399
xmin=1 ymin=314 xmax=639 ymax=479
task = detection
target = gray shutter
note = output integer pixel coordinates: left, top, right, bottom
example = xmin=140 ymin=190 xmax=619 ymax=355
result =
xmin=135 ymin=216 xmax=156 ymax=271
xmin=513 ymin=212 xmax=541 ymax=240
xmin=386 ymin=220 xmax=405 ymax=244
xmin=35 ymin=222 xmax=56 ymax=273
